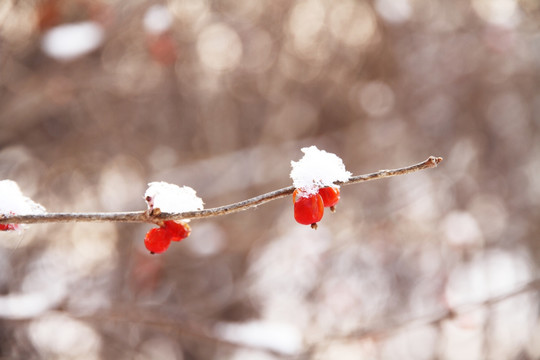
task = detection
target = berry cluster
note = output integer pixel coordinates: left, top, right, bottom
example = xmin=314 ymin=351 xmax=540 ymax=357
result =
xmin=0 ymin=223 xmax=17 ymax=231
xmin=144 ymin=220 xmax=191 ymax=254
xmin=142 ymin=182 xmax=203 ymax=255
xmin=293 ymin=186 xmax=340 ymax=229
xmin=0 ymin=211 xmax=17 ymax=231
xmin=290 ymin=146 xmax=350 ymax=229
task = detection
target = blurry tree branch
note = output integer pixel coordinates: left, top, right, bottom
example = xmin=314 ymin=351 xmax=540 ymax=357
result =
xmin=71 ymin=275 xmax=538 ymax=359
xmin=0 ymin=156 xmax=442 ymax=226
xmin=79 ymin=311 xmax=296 ymax=359
xmin=317 ymin=277 xmax=540 ymax=346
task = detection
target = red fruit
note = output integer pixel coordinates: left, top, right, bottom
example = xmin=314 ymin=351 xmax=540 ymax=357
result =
xmin=163 ymin=220 xmax=191 ymax=242
xmin=318 ymin=187 xmax=340 ymax=209
xmin=293 ymin=189 xmax=324 ymax=227
xmin=144 ymin=227 xmax=172 ymax=254
xmin=144 ymin=220 xmax=192 ymax=254
xmin=0 ymin=224 xmax=16 ymax=231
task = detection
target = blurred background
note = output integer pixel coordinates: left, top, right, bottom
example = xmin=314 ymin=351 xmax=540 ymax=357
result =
xmin=1 ymin=0 xmax=540 ymax=358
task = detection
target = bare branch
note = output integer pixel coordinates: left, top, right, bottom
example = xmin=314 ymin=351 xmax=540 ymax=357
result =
xmin=77 ymin=311 xmax=297 ymax=359
xmin=318 ymin=277 xmax=540 ymax=345
xmin=0 ymin=156 xmax=442 ymax=225
xmin=66 ymin=274 xmax=540 ymax=358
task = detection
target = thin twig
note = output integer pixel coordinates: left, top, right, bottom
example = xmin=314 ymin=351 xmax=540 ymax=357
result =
xmin=321 ymin=277 xmax=540 ymax=344
xmin=0 ymin=156 xmax=442 ymax=225
xmin=67 ymin=275 xmax=540 ymax=359
xmin=77 ymin=311 xmax=297 ymax=359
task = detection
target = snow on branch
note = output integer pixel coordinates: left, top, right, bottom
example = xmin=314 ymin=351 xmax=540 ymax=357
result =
xmin=0 ymin=156 xmax=442 ymax=226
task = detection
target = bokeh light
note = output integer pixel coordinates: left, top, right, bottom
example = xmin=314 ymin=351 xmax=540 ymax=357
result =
xmin=1 ymin=0 xmax=540 ymax=358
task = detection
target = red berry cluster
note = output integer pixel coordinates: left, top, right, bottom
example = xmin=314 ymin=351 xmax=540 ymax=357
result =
xmin=144 ymin=220 xmax=191 ymax=254
xmin=0 ymin=224 xmax=16 ymax=231
xmin=0 ymin=211 xmax=18 ymax=231
xmin=293 ymin=186 xmax=340 ymax=228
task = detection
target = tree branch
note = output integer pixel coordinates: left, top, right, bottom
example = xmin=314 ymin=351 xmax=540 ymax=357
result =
xmin=317 ymin=277 xmax=540 ymax=346
xmin=0 ymin=156 xmax=442 ymax=225
xmin=73 ymin=275 xmax=540 ymax=358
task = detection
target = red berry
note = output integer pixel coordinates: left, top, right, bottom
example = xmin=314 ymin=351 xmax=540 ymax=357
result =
xmin=144 ymin=220 xmax=192 ymax=254
xmin=0 ymin=224 xmax=16 ymax=231
xmin=293 ymin=189 xmax=324 ymax=227
xmin=144 ymin=227 xmax=172 ymax=254
xmin=163 ymin=220 xmax=191 ymax=242
xmin=318 ymin=187 xmax=340 ymax=208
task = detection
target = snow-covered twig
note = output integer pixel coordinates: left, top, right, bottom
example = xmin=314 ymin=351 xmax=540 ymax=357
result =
xmin=0 ymin=156 xmax=442 ymax=225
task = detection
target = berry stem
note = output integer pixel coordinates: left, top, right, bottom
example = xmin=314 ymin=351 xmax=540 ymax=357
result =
xmin=0 ymin=156 xmax=442 ymax=225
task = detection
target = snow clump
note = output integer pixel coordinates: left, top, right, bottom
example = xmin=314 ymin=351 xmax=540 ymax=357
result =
xmin=0 ymin=180 xmax=46 ymax=215
xmin=144 ymin=182 xmax=204 ymax=219
xmin=290 ymin=146 xmax=351 ymax=196
xmin=0 ymin=180 xmax=46 ymax=231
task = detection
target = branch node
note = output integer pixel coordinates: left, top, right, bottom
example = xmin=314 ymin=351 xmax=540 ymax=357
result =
xmin=429 ymin=156 xmax=443 ymax=166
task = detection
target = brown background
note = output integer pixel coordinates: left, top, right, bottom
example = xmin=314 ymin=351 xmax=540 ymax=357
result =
xmin=1 ymin=0 xmax=539 ymax=359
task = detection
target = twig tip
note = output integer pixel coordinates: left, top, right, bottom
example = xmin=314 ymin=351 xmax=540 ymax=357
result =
xmin=428 ymin=156 xmax=443 ymax=166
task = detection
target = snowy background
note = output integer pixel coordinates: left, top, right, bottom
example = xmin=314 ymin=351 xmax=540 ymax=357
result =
xmin=1 ymin=0 xmax=540 ymax=359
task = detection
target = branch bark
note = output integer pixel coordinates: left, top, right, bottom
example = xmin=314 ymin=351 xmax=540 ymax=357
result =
xmin=0 ymin=156 xmax=442 ymax=225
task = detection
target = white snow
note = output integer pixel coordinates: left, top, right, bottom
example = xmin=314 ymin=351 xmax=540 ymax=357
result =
xmin=144 ymin=182 xmax=204 ymax=217
xmin=290 ymin=146 xmax=351 ymax=195
xmin=215 ymin=320 xmax=303 ymax=355
xmin=0 ymin=180 xmax=45 ymax=231
xmin=0 ymin=180 xmax=45 ymax=216
xmin=143 ymin=5 xmax=173 ymax=34
xmin=41 ymin=21 xmax=104 ymax=61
